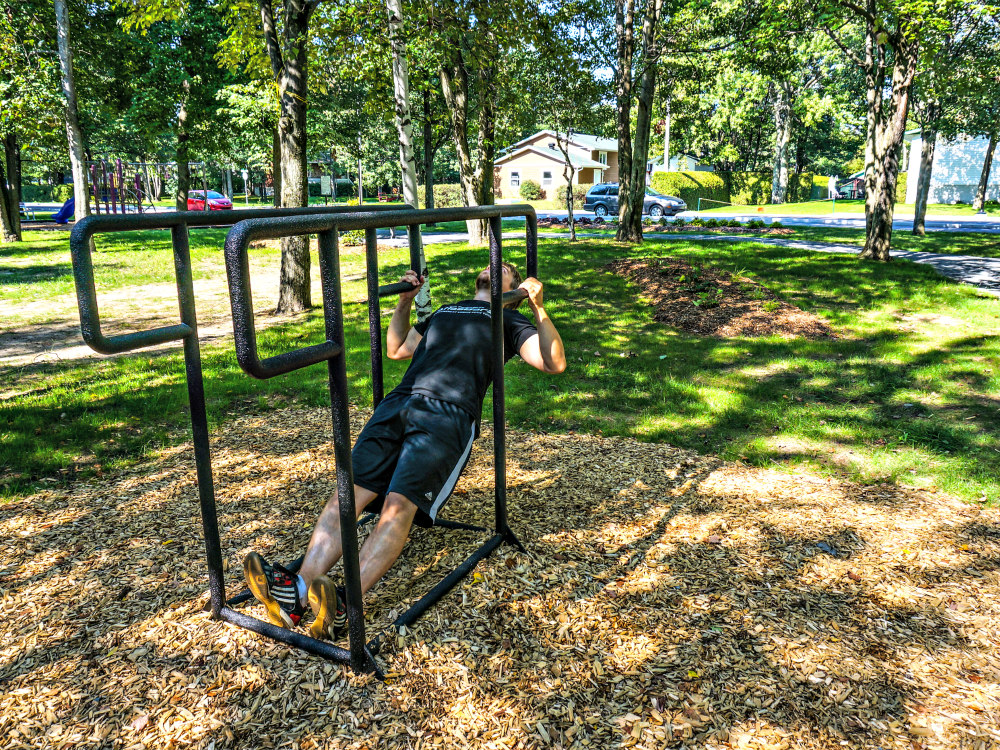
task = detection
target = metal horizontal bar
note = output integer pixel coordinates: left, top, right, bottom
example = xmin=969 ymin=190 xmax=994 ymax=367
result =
xmin=377 ymin=284 xmax=528 ymax=305
xmin=244 ymin=340 xmax=343 ymax=381
xmin=219 ymin=606 xmax=362 ymax=666
xmin=390 ymin=532 xmax=504 ymax=632
xmin=433 ymin=518 xmax=490 ymax=533
xmin=226 ymin=204 xmax=536 ymax=247
xmin=71 ymin=203 xmax=414 ymax=236
xmin=69 ymin=204 xmax=413 ymax=356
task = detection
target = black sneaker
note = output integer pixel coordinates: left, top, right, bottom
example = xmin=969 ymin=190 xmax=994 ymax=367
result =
xmin=307 ymin=575 xmax=347 ymax=640
xmin=243 ymin=552 xmax=306 ymax=629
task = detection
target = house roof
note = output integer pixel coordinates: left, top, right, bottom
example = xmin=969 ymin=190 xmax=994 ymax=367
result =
xmin=495 ymin=145 xmax=607 ymax=171
xmin=503 ymin=130 xmax=618 ymax=155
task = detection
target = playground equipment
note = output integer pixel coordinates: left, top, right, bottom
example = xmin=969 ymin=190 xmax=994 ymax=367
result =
xmin=69 ymin=203 xmax=537 ymax=675
xmin=86 ymin=159 xmax=156 ymax=215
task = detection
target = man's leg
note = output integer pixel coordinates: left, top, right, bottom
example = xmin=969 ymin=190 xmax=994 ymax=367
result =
xmin=305 ymin=491 xmax=418 ymax=640
xmin=298 ymin=484 xmax=378 ymax=592
xmin=357 ymin=492 xmax=418 ymax=593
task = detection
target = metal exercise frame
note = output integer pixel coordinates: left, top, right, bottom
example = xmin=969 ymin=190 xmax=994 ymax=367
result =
xmin=67 ymin=205 xmax=410 ymax=669
xmin=221 ymin=205 xmax=538 ymax=674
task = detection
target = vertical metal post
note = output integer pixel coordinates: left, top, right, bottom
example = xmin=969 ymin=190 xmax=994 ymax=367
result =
xmin=364 ymin=227 xmax=384 ymax=407
xmin=407 ymin=223 xmax=423 ymax=276
xmin=171 ymin=223 xmax=226 ymax=616
xmin=526 ymin=214 xmax=538 ymax=280
xmin=487 ymin=216 xmax=511 ymax=537
xmin=317 ymin=228 xmax=377 ymax=674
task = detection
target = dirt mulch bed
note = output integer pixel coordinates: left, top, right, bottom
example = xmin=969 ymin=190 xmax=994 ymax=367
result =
xmin=2 ymin=405 xmax=999 ymax=749
xmin=608 ymin=257 xmax=834 ymax=339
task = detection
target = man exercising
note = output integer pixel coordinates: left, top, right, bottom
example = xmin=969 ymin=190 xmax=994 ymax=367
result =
xmin=243 ymin=262 xmax=566 ymax=639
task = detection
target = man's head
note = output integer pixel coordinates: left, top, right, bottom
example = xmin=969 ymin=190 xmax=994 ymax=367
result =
xmin=475 ymin=262 xmax=524 ymax=308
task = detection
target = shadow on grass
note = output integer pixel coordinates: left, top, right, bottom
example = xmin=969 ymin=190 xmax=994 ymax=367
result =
xmin=3 ymin=236 xmax=999 ymax=505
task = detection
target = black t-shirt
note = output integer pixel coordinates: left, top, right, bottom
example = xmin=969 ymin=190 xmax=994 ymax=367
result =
xmin=392 ymin=300 xmax=537 ymax=419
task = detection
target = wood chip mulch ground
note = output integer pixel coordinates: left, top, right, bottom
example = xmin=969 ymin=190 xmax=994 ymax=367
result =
xmin=608 ymin=258 xmax=835 ymax=339
xmin=2 ymin=406 xmax=998 ymax=749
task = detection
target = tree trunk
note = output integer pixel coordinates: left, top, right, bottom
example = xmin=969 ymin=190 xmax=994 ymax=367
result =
xmin=556 ymin=133 xmax=576 ymax=242
xmin=861 ymin=44 xmax=917 ymax=262
xmin=0 ymin=155 xmax=17 ymax=243
xmin=440 ymin=54 xmax=483 ymax=244
xmin=912 ymin=126 xmax=937 ymax=236
xmin=386 ymin=0 xmax=431 ymax=320
xmin=54 ymin=0 xmax=89 ymax=223
xmin=973 ymin=131 xmax=997 ymax=212
xmin=271 ymin=123 xmax=282 ymax=208
xmin=4 ymin=133 xmax=22 ymax=240
xmin=620 ymin=0 xmax=662 ymax=242
xmin=422 ymin=87 xmax=435 ymax=221
xmin=862 ymin=6 xmax=883 ymax=234
xmin=613 ymin=0 xmax=636 ymax=242
xmin=175 ymin=83 xmax=191 ymax=212
xmin=771 ymin=84 xmax=792 ymax=204
xmin=260 ymin=0 xmax=312 ymax=313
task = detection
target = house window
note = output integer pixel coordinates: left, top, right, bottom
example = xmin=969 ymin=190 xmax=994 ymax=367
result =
xmin=598 ymin=151 xmax=608 ymax=165
xmin=542 ymin=171 xmax=553 ymax=186
xmin=510 ymin=171 xmax=520 ymax=188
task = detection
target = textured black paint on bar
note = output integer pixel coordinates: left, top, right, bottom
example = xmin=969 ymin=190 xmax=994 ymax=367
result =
xmin=365 ymin=227 xmax=384 ymax=408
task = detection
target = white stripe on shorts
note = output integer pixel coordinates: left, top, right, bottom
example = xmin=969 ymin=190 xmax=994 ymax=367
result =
xmin=429 ymin=422 xmax=476 ymax=520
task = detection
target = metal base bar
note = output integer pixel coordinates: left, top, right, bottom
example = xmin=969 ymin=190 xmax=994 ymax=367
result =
xmin=433 ymin=518 xmax=490 ymax=533
xmin=219 ymin=607 xmax=382 ymax=676
xmin=391 ymin=532 xmax=504 ymax=633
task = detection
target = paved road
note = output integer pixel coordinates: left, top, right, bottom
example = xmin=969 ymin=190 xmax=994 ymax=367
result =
xmin=527 ymin=209 xmax=1000 ymax=234
xmin=378 ymin=230 xmax=1000 ymax=297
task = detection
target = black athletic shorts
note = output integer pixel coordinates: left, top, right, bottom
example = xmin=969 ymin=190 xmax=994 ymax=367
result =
xmin=352 ymin=391 xmax=476 ymax=527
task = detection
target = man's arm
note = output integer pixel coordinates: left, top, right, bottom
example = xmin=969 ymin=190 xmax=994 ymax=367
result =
xmin=386 ymin=270 xmax=425 ymax=360
xmin=516 ymin=278 xmax=567 ymax=374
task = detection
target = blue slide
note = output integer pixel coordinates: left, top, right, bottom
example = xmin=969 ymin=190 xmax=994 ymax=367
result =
xmin=52 ymin=197 xmax=75 ymax=224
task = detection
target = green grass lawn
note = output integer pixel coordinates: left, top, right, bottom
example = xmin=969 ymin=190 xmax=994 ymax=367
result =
xmin=3 ymin=233 xmax=998 ymax=507
xmin=700 ymin=199 xmax=1000 ymax=217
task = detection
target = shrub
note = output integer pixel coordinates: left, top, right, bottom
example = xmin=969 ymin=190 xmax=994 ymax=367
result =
xmin=894 ymin=171 xmax=908 ymax=203
xmin=519 ymin=180 xmax=543 ymax=200
xmin=770 ymin=220 xmax=783 ymax=228
xmin=746 ymin=218 xmax=765 ymax=229
xmin=556 ymin=182 xmax=593 ymax=205
xmin=727 ymin=219 xmax=742 ymax=228
xmin=22 ymin=184 xmax=52 ymax=202
xmin=702 ymin=218 xmax=719 ymax=228
xmin=649 ymin=171 xmax=728 ymax=208
xmin=52 ymin=184 xmax=74 ymax=203
xmin=672 ymin=217 xmax=686 ymax=227
xmin=690 ymin=217 xmax=704 ymax=227
xmin=429 ymin=182 xmax=463 ymax=208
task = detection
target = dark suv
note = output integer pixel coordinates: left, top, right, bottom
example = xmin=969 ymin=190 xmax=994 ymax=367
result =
xmin=583 ymin=183 xmax=687 ymax=218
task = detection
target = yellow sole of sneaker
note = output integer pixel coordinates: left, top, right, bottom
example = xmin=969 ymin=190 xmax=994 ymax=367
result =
xmin=243 ymin=553 xmax=293 ymax=629
xmin=307 ymin=576 xmax=339 ymax=640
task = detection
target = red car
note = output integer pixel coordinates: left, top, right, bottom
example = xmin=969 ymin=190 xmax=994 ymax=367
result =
xmin=187 ymin=190 xmax=233 ymax=211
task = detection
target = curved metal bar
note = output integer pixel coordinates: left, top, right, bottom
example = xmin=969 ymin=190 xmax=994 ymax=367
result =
xmin=69 ymin=204 xmax=412 ymax=356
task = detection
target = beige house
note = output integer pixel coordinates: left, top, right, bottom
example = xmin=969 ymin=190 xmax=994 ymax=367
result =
xmin=495 ymin=131 xmax=618 ymax=199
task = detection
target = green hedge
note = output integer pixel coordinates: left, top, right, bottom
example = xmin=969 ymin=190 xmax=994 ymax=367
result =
xmin=895 ymin=171 xmax=908 ymax=203
xmin=519 ymin=180 xmax=543 ymax=200
xmin=54 ymin=184 xmax=74 ymax=202
xmin=720 ymin=172 xmax=770 ymax=205
xmin=649 ymin=171 xmax=728 ymax=207
xmin=651 ymin=170 xmax=816 ymax=207
xmin=556 ymin=182 xmax=594 ymax=204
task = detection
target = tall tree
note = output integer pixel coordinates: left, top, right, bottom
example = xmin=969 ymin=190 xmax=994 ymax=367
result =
xmin=54 ymin=0 xmax=89 ymax=223
xmin=385 ymin=0 xmax=431 ymax=319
